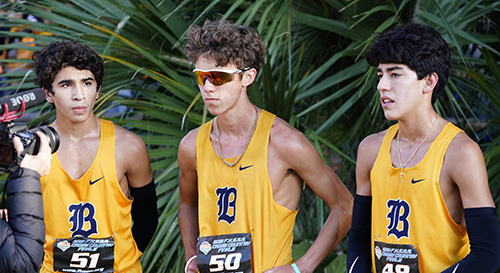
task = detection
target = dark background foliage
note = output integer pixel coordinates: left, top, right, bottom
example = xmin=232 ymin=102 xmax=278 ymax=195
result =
xmin=1 ymin=0 xmax=499 ymax=271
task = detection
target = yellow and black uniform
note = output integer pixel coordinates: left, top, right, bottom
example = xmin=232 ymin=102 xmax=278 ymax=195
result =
xmin=196 ymin=110 xmax=298 ymax=273
xmin=40 ymin=119 xmax=141 ymax=273
xmin=370 ymin=123 xmax=470 ymax=273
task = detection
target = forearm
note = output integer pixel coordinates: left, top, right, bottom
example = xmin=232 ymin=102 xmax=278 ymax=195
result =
xmin=130 ymin=180 xmax=158 ymax=252
xmin=178 ymin=202 xmax=199 ymax=259
xmin=346 ymin=195 xmax=372 ymax=273
xmin=295 ymin=204 xmax=352 ymax=273
xmin=441 ymin=207 xmax=500 ymax=273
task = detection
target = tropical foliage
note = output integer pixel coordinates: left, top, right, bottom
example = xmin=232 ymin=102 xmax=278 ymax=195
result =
xmin=0 ymin=0 xmax=499 ymax=272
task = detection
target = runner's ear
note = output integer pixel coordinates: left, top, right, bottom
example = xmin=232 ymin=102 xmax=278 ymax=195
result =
xmin=423 ymin=73 xmax=438 ymax=94
xmin=241 ymin=68 xmax=257 ymax=87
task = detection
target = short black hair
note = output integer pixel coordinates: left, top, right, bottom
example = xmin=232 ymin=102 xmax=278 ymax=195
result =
xmin=366 ymin=23 xmax=451 ymax=103
xmin=32 ymin=40 xmax=103 ymax=93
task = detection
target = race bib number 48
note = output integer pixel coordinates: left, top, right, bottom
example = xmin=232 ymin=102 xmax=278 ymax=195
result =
xmin=53 ymin=237 xmax=114 ymax=273
xmin=374 ymin=241 xmax=419 ymax=273
xmin=197 ymin=233 xmax=252 ymax=273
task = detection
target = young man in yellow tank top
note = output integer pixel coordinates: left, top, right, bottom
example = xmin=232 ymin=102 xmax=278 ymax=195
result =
xmin=346 ymin=24 xmax=500 ymax=272
xmin=178 ymin=20 xmax=354 ymax=273
xmin=31 ymin=41 xmax=158 ymax=273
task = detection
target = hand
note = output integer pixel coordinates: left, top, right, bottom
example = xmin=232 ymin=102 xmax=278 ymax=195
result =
xmin=264 ymin=264 xmax=296 ymax=273
xmin=13 ymin=131 xmax=52 ymax=176
xmin=0 ymin=209 xmax=7 ymax=222
xmin=185 ymin=256 xmax=198 ymax=273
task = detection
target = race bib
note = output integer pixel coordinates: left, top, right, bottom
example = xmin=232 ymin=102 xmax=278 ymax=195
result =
xmin=374 ymin=241 xmax=419 ymax=273
xmin=53 ymin=236 xmax=115 ymax=273
xmin=197 ymin=233 xmax=252 ymax=273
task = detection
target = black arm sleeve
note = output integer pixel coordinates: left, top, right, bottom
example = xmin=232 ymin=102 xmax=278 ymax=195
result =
xmin=441 ymin=207 xmax=500 ymax=273
xmin=0 ymin=168 xmax=44 ymax=273
xmin=346 ymin=194 xmax=372 ymax=273
xmin=130 ymin=179 xmax=158 ymax=252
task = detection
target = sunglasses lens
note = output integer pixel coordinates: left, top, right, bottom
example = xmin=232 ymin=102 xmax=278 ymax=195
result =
xmin=195 ymin=71 xmax=234 ymax=86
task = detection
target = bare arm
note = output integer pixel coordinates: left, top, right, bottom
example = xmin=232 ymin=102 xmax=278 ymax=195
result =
xmin=115 ymin=126 xmax=157 ymax=251
xmin=115 ymin=125 xmax=153 ymax=190
xmin=178 ymin=129 xmax=200 ymax=273
xmin=354 ymin=133 xmax=383 ymax=197
xmin=346 ymin=133 xmax=383 ymax=272
xmin=447 ymin=133 xmax=494 ymax=209
xmin=266 ymin=121 xmax=353 ymax=273
xmin=441 ymin=133 xmax=500 ymax=272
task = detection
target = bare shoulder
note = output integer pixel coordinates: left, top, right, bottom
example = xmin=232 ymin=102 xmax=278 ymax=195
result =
xmin=447 ymin=131 xmax=482 ymax=158
xmin=178 ymin=127 xmax=200 ymax=162
xmin=445 ymin=131 xmax=485 ymax=179
xmin=112 ymin=123 xmax=153 ymax=188
xmin=269 ymin=117 xmax=309 ymax=153
xmin=267 ymin=117 xmax=324 ymax=181
xmin=114 ymin=124 xmax=147 ymax=153
xmin=355 ymin=130 xmax=387 ymax=195
xmin=445 ymin=130 xmax=494 ymax=208
xmin=357 ymin=130 xmax=387 ymax=164
xmin=268 ymin=116 xmax=353 ymax=212
xmin=178 ymin=127 xmax=201 ymax=179
xmin=179 ymin=127 xmax=199 ymax=148
xmin=178 ymin=128 xmax=200 ymax=201
xmin=359 ymin=130 xmax=386 ymax=153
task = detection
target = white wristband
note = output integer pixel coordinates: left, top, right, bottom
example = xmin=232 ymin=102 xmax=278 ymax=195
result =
xmin=184 ymin=255 xmax=197 ymax=273
xmin=291 ymin=262 xmax=301 ymax=273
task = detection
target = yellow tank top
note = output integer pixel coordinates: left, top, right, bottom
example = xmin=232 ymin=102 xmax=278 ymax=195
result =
xmin=196 ymin=110 xmax=298 ymax=272
xmin=370 ymin=122 xmax=469 ymax=273
xmin=40 ymin=119 xmax=141 ymax=272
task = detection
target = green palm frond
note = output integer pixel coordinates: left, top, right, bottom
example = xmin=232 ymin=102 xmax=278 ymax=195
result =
xmin=1 ymin=0 xmax=499 ymax=271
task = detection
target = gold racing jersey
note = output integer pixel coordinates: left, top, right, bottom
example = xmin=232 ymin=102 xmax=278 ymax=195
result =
xmin=196 ymin=110 xmax=298 ymax=272
xmin=40 ymin=119 xmax=141 ymax=272
xmin=371 ymin=122 xmax=470 ymax=273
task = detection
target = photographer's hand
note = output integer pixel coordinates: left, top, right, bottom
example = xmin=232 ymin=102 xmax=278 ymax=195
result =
xmin=13 ymin=131 xmax=52 ymax=176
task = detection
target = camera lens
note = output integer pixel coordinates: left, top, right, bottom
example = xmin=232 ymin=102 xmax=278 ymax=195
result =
xmin=30 ymin=126 xmax=60 ymax=154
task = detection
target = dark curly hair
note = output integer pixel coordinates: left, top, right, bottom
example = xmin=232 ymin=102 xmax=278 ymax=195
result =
xmin=366 ymin=23 xmax=451 ymax=104
xmin=32 ymin=40 xmax=104 ymax=93
xmin=184 ymin=20 xmax=265 ymax=72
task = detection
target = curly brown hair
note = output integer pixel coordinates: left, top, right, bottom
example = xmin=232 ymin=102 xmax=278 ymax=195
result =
xmin=32 ymin=40 xmax=104 ymax=94
xmin=184 ymin=20 xmax=265 ymax=72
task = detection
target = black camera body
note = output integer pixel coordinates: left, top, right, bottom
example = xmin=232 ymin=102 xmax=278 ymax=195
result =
xmin=0 ymin=122 xmax=60 ymax=171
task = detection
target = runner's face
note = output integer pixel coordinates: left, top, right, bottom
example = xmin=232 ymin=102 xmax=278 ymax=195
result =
xmin=194 ymin=56 xmax=247 ymax=116
xmin=46 ymin=66 xmax=100 ymax=123
xmin=376 ymin=63 xmax=427 ymax=121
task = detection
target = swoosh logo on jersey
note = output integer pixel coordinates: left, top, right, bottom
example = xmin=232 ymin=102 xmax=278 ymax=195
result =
xmin=411 ymin=178 xmax=425 ymax=184
xmin=90 ymin=177 xmax=104 ymax=185
xmin=452 ymin=264 xmax=460 ymax=273
xmin=348 ymin=256 xmax=359 ymax=273
xmin=239 ymin=165 xmax=254 ymax=171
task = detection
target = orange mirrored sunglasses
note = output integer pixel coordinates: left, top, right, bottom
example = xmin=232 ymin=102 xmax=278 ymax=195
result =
xmin=193 ymin=68 xmax=250 ymax=86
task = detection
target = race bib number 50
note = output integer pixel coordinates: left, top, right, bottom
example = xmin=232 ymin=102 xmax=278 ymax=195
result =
xmin=53 ymin=237 xmax=114 ymax=273
xmin=197 ymin=233 xmax=252 ymax=273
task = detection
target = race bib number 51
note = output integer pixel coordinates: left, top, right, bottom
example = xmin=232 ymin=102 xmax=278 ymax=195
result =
xmin=53 ymin=237 xmax=114 ymax=272
xmin=197 ymin=233 xmax=252 ymax=273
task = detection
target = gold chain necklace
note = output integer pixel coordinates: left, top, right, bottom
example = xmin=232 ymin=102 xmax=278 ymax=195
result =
xmin=214 ymin=104 xmax=259 ymax=167
xmin=397 ymin=116 xmax=439 ymax=181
